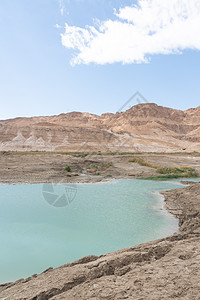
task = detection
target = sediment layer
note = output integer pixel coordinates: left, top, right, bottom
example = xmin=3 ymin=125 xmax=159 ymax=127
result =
xmin=1 ymin=103 xmax=200 ymax=152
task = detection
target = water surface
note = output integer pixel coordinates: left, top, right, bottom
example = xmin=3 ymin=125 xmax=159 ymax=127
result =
xmin=0 ymin=179 xmax=194 ymax=283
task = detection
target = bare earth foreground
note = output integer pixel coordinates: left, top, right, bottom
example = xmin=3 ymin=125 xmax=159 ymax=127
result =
xmin=0 ymin=153 xmax=200 ymax=299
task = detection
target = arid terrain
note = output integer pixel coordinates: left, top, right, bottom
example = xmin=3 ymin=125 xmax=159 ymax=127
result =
xmin=0 ymin=152 xmax=200 ymax=299
xmin=0 ymin=152 xmax=200 ymax=184
xmin=0 ymin=103 xmax=200 ymax=153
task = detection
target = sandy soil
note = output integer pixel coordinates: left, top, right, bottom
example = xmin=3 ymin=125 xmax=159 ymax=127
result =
xmin=0 ymin=152 xmax=200 ymax=184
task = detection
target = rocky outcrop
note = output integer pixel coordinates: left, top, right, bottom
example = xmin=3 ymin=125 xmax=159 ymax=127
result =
xmin=0 ymin=103 xmax=200 ymax=152
xmin=0 ymin=182 xmax=200 ymax=299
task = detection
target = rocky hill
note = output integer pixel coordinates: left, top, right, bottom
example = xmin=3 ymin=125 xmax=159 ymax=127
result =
xmin=0 ymin=103 xmax=200 ymax=152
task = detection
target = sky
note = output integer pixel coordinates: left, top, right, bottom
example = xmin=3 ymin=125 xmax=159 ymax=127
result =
xmin=0 ymin=0 xmax=200 ymax=120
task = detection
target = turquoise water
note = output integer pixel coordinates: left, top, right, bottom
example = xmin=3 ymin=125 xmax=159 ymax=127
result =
xmin=0 ymin=179 xmax=197 ymax=283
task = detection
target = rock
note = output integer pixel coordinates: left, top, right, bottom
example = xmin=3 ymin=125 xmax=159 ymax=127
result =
xmin=0 ymin=103 xmax=200 ymax=152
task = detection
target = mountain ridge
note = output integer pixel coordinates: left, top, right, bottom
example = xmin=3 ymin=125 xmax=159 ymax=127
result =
xmin=0 ymin=103 xmax=200 ymax=152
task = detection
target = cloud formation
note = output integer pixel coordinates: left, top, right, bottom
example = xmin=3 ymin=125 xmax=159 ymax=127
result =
xmin=58 ymin=0 xmax=65 ymax=16
xmin=61 ymin=0 xmax=200 ymax=65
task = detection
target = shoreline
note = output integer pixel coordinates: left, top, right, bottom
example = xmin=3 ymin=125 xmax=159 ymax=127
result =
xmin=0 ymin=178 xmax=182 ymax=286
xmin=0 ymin=175 xmax=199 ymax=185
xmin=1 ymin=181 xmax=199 ymax=299
xmin=0 ymin=153 xmax=199 ymax=299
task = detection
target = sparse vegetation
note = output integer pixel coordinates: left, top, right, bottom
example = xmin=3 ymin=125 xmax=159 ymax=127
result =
xmin=1 ymin=151 xmax=199 ymax=156
xmin=129 ymin=157 xmax=199 ymax=180
xmin=64 ymin=166 xmax=72 ymax=172
xmin=72 ymin=153 xmax=88 ymax=158
xmin=104 ymin=152 xmax=143 ymax=156
xmin=138 ymin=174 xmax=196 ymax=181
xmin=128 ymin=157 xmax=158 ymax=168
xmin=87 ymin=162 xmax=112 ymax=171
xmin=100 ymin=162 xmax=112 ymax=170
xmin=87 ymin=164 xmax=98 ymax=170
xmin=106 ymin=174 xmax=112 ymax=178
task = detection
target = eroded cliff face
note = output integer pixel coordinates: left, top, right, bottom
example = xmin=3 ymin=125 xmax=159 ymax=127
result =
xmin=0 ymin=103 xmax=200 ymax=152
xmin=0 ymin=182 xmax=199 ymax=300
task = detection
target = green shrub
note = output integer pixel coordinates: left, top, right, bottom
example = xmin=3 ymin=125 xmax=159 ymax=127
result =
xmin=139 ymin=174 xmax=182 ymax=181
xmin=64 ymin=166 xmax=72 ymax=172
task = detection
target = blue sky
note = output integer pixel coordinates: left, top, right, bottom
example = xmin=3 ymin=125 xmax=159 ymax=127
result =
xmin=0 ymin=0 xmax=200 ymax=120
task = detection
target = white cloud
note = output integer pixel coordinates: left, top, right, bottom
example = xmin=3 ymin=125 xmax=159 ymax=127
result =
xmin=61 ymin=0 xmax=200 ymax=65
xmin=58 ymin=0 xmax=65 ymax=16
xmin=55 ymin=24 xmax=62 ymax=29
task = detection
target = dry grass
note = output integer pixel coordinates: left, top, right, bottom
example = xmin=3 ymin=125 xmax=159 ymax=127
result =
xmin=129 ymin=157 xmax=199 ymax=180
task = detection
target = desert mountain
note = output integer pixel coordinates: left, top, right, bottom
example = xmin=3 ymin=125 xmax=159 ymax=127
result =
xmin=0 ymin=103 xmax=200 ymax=152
